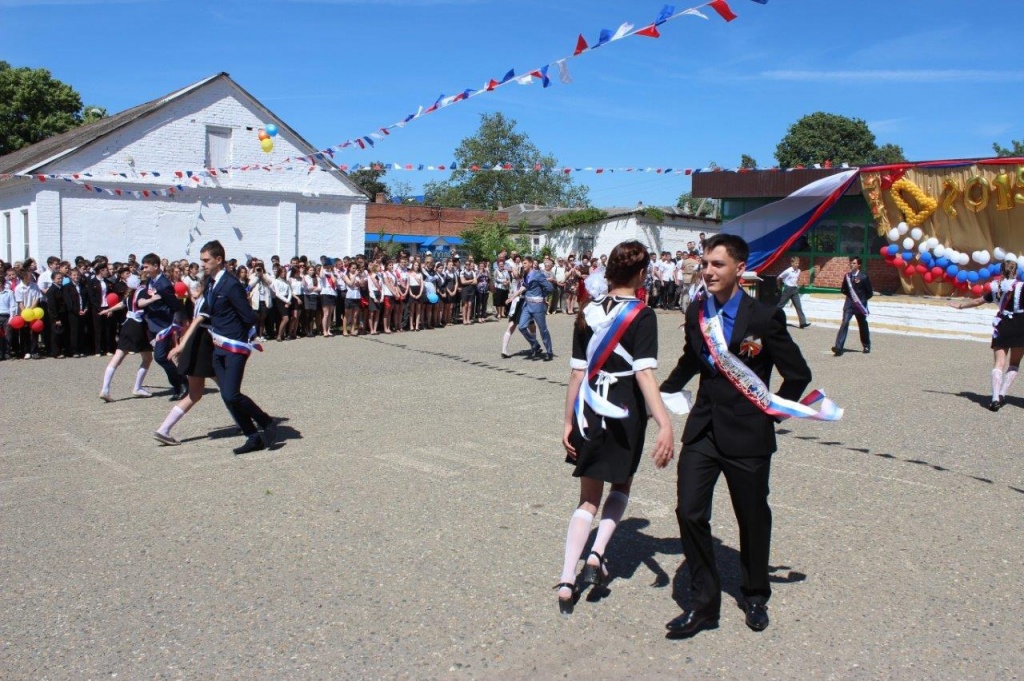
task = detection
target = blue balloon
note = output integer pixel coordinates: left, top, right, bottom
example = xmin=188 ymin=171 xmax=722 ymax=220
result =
xmin=265 ymin=123 xmax=279 ymax=137
xmin=902 ymin=251 xmax=915 ymax=262
xmin=956 ymin=271 xmax=969 ymax=282
xmin=921 ymin=253 xmax=933 ymax=266
xmin=978 ymin=267 xmax=991 ymax=279
xmin=426 ymin=292 xmax=439 ymax=304
xmin=936 ymin=257 xmax=950 ymax=268
xmin=966 ymin=271 xmax=979 ymax=283
xmin=946 ymin=264 xmax=959 ymax=277
xmin=886 ymin=244 xmax=899 ymax=256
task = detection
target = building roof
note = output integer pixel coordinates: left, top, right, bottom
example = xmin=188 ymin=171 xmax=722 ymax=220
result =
xmin=692 ymin=167 xmax=864 ymax=199
xmin=0 ymin=73 xmax=367 ymax=197
xmin=501 ymin=203 xmax=720 ymax=229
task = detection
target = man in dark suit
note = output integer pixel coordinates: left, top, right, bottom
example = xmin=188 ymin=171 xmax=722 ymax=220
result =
xmin=87 ymin=260 xmax=117 ymax=356
xmin=140 ymin=253 xmax=186 ymax=400
xmin=199 ymin=240 xmax=278 ymax=455
xmin=44 ymin=271 xmax=67 ymax=358
xmin=660 ymin=233 xmax=811 ymax=638
xmin=832 ymin=256 xmax=872 ymax=356
xmin=62 ymin=268 xmax=90 ymax=357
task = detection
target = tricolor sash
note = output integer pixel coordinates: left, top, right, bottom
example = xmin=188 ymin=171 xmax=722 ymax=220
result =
xmin=698 ymin=296 xmax=843 ymax=422
xmin=151 ymin=323 xmax=182 ymax=346
xmin=575 ymin=299 xmax=645 ymax=438
xmin=846 ymin=273 xmax=869 ymax=317
xmin=209 ymin=328 xmax=264 ymax=356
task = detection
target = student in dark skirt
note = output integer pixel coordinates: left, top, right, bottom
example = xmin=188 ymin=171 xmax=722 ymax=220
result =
xmin=153 ymin=285 xmax=218 ymax=446
xmin=98 ymin=275 xmax=155 ymax=401
xmin=555 ymin=240 xmax=676 ymax=614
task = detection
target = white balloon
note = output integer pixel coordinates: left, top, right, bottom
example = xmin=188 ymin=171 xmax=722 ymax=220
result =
xmin=934 ymin=245 xmax=946 ymax=257
xmin=897 ymin=222 xmax=909 ymax=235
xmin=959 ymin=253 xmax=970 ymax=266
xmin=977 ymin=251 xmax=991 ymax=265
xmin=888 ymin=228 xmax=900 ymax=242
xmin=902 ymin=238 xmax=915 ymax=250
xmin=910 ymin=227 xmax=923 ymax=241
xmin=971 ymin=251 xmax=983 ymax=264
xmin=994 ymin=247 xmax=1007 ymax=261
xmin=927 ymin=237 xmax=940 ymax=249
xmin=918 ymin=242 xmax=930 ymax=254
xmin=1007 ymin=252 xmax=1017 ymax=263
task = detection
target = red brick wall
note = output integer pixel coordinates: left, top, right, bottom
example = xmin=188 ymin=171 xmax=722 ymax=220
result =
xmin=366 ymin=204 xmax=507 ymax=237
xmin=760 ymin=256 xmax=900 ymax=293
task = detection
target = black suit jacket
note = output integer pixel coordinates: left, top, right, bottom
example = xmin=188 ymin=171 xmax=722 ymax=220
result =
xmin=841 ymin=271 xmax=872 ymax=312
xmin=45 ymin=283 xmax=66 ymax=321
xmin=61 ymin=282 xmax=90 ymax=316
xmin=660 ymin=293 xmax=812 ymax=458
xmin=86 ymin=276 xmax=115 ymax=309
xmin=205 ymin=272 xmax=256 ymax=342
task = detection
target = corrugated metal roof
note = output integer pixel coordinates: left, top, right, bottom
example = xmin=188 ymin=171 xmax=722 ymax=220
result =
xmin=692 ymin=168 xmax=864 ymax=199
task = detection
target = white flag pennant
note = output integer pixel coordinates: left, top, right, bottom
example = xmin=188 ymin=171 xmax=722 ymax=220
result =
xmin=682 ymin=8 xmax=708 ymax=19
xmin=556 ymin=59 xmax=573 ymax=84
xmin=515 ymin=74 xmax=534 ymax=85
xmin=611 ymin=22 xmax=633 ymax=41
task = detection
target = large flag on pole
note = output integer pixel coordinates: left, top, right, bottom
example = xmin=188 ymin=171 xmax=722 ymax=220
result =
xmin=722 ymin=169 xmax=860 ymax=272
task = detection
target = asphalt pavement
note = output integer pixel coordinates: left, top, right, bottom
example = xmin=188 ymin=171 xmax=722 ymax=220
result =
xmin=1 ymin=311 xmax=1021 ymax=679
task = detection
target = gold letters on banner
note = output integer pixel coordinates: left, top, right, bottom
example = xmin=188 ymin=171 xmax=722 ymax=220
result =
xmin=964 ymin=175 xmax=990 ymax=212
xmin=1015 ymin=166 xmax=1024 ymax=205
xmin=940 ymin=178 xmax=961 ymax=218
xmin=991 ymin=170 xmax=1015 ymax=211
xmin=890 ymin=178 xmax=938 ymax=226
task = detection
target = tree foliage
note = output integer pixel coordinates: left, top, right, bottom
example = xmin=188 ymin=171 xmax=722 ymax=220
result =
xmin=460 ymin=217 xmax=529 ymax=261
xmin=675 ymin=191 xmax=719 ymax=218
xmin=740 ymin=154 xmax=758 ymax=169
xmin=0 ymin=62 xmax=110 ymax=155
xmin=424 ymin=112 xmax=589 ymax=210
xmin=775 ymin=112 xmax=905 ymax=167
xmin=348 ymin=161 xmax=389 ymax=199
xmin=993 ymin=138 xmax=1024 ymax=157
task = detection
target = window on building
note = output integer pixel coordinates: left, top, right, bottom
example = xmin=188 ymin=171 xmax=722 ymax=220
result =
xmin=3 ymin=212 xmax=11 ymax=263
xmin=21 ymin=209 xmax=29 ymax=259
xmin=206 ymin=126 xmax=233 ymax=168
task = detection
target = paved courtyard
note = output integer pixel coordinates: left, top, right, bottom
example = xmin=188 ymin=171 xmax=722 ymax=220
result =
xmin=1 ymin=312 xmax=1022 ymax=679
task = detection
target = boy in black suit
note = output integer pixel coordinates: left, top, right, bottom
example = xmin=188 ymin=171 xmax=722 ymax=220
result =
xmin=199 ymin=240 xmax=277 ymax=455
xmin=140 ymin=253 xmax=186 ymax=399
xmin=660 ymin=233 xmax=811 ymax=638
xmin=833 ymin=256 xmax=872 ymax=356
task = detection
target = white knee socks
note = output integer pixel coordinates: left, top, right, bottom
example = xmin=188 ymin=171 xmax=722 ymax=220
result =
xmin=502 ymin=329 xmax=513 ymax=355
xmin=1001 ymin=365 xmax=1019 ymax=398
xmin=158 ymin=406 xmax=186 ymax=436
xmin=134 ymin=367 xmax=148 ymax=393
xmin=101 ymin=366 xmax=116 ymax=394
xmin=992 ymin=368 xmax=1003 ymax=402
xmin=559 ymin=508 xmax=594 ymax=584
xmin=591 ymin=491 xmax=629 ymax=559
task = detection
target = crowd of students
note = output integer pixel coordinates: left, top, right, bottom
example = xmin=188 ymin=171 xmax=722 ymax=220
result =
xmin=0 ymin=238 xmax=712 ymax=363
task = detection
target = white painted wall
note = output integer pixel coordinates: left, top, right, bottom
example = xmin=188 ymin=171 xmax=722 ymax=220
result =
xmin=1 ymin=76 xmax=367 ymax=264
xmin=541 ymin=215 xmax=719 ymax=257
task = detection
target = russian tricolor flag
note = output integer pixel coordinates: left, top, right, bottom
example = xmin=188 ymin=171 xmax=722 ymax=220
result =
xmin=723 ymin=169 xmax=859 ymax=272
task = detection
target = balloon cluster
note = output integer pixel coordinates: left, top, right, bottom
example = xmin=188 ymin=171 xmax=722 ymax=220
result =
xmin=880 ymin=221 xmax=1024 ymax=297
xmin=8 ymin=306 xmax=45 ymax=333
xmin=257 ymin=123 xmax=279 ymax=154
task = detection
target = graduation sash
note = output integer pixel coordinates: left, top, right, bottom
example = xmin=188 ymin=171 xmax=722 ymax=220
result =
xmin=698 ymin=295 xmax=843 ymax=422
xmin=846 ymin=273 xmax=869 ymax=317
xmin=575 ymin=299 xmax=645 ymax=438
xmin=209 ymin=327 xmax=264 ymax=356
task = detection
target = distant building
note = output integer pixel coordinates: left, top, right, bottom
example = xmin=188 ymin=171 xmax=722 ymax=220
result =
xmin=502 ymin=204 xmax=720 ymax=257
xmin=0 ymin=73 xmax=367 ymax=265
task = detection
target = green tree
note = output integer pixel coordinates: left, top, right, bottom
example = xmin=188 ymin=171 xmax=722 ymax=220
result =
xmin=871 ymin=143 xmax=907 ymax=164
xmin=740 ymin=154 xmax=758 ymax=169
xmin=82 ymin=105 xmax=107 ymax=124
xmin=0 ymin=62 xmax=104 ymax=155
xmin=775 ymin=112 xmax=903 ymax=168
xmin=993 ymin=138 xmax=1024 ymax=157
xmin=676 ymin=191 xmax=719 ymax=218
xmin=348 ymin=161 xmax=389 ymax=199
xmin=424 ymin=112 xmax=589 ymax=209
xmin=459 ymin=217 xmax=524 ymax=261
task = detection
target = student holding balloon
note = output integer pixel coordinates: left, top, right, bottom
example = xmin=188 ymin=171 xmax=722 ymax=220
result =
xmin=14 ymin=267 xmax=44 ymax=359
xmin=98 ymin=271 xmax=155 ymax=402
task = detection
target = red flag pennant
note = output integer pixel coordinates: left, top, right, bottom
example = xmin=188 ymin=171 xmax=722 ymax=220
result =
xmin=140 ymin=171 xmax=148 ymax=177
xmin=574 ymin=34 xmax=589 ymax=55
xmin=684 ymin=169 xmax=692 ymax=175
xmin=635 ymin=24 xmax=661 ymax=38
xmin=485 ymin=79 xmax=499 ymax=91
xmin=36 ymin=175 xmax=46 ymax=182
xmin=709 ymin=0 xmax=737 ymax=22
xmin=143 ymin=190 xmax=150 ymax=197
xmin=115 ymin=189 xmax=122 ymax=196
xmin=174 ymin=171 xmax=183 ymax=178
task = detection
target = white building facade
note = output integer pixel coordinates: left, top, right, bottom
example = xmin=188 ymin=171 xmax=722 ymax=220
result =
xmin=0 ymin=73 xmax=367 ymax=265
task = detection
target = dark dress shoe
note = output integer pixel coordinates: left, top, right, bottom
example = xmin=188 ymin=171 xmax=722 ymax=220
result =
xmin=543 ymin=352 xmax=554 ymax=362
xmin=863 ymin=347 xmax=871 ymax=354
xmin=665 ymin=610 xmax=719 ymax=639
xmin=799 ymin=323 xmax=811 ymax=329
xmin=170 ymin=386 xmax=188 ymax=401
xmin=233 ymin=436 xmax=266 ymax=455
xmin=831 ymin=346 xmax=843 ymax=357
xmin=260 ymin=419 xmax=279 ymax=449
xmin=745 ymin=602 xmax=769 ymax=632
xmin=988 ymin=401 xmax=1003 ymax=412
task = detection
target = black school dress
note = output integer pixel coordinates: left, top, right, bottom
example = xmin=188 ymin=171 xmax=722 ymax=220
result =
xmin=567 ymin=296 xmax=658 ymax=484
xmin=117 ymin=289 xmax=151 ymax=354
xmin=986 ymin=281 xmax=1024 ymax=350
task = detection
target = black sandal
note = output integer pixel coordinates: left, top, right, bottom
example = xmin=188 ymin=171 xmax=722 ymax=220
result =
xmin=581 ymin=551 xmax=608 ymax=587
xmin=555 ymin=582 xmax=576 ymax=615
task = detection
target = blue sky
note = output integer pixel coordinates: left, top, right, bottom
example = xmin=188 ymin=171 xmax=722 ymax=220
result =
xmin=2 ymin=0 xmax=1022 ymax=207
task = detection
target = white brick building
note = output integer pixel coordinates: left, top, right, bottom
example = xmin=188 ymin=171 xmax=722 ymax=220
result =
xmin=0 ymin=73 xmax=367 ymax=265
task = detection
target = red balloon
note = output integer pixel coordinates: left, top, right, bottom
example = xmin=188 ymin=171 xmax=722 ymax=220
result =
xmin=915 ymin=264 xmax=927 ymax=274
xmin=173 ymin=281 xmax=188 ymax=297
xmin=30 ymin=319 xmax=44 ymax=333
xmin=956 ymin=281 xmax=969 ymax=290
xmin=923 ymin=272 xmax=934 ymax=283
xmin=8 ymin=315 xmax=25 ymax=330
xmin=879 ymin=246 xmax=889 ymax=257
xmin=931 ymin=266 xmax=944 ymax=277
xmin=971 ymin=284 xmax=984 ymax=296
xmin=904 ymin=265 xmax=916 ymax=277
xmin=257 ymin=130 xmax=269 ymax=140
xmin=106 ymin=292 xmax=120 ymax=307
xmin=893 ymin=257 xmax=905 ymax=267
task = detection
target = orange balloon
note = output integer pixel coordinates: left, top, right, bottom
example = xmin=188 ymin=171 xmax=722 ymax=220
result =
xmin=257 ymin=130 xmax=269 ymax=141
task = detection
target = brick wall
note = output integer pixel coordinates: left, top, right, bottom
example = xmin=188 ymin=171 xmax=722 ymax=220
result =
xmin=365 ymin=204 xmax=506 ymax=237
xmin=760 ymin=256 xmax=900 ymax=293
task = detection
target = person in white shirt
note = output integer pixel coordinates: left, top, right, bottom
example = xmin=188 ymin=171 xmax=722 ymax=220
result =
xmin=776 ymin=257 xmax=810 ymax=329
xmin=14 ymin=267 xmax=44 ymax=358
xmin=270 ymin=266 xmax=293 ymax=342
xmin=0 ymin=268 xmax=18 ymax=360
